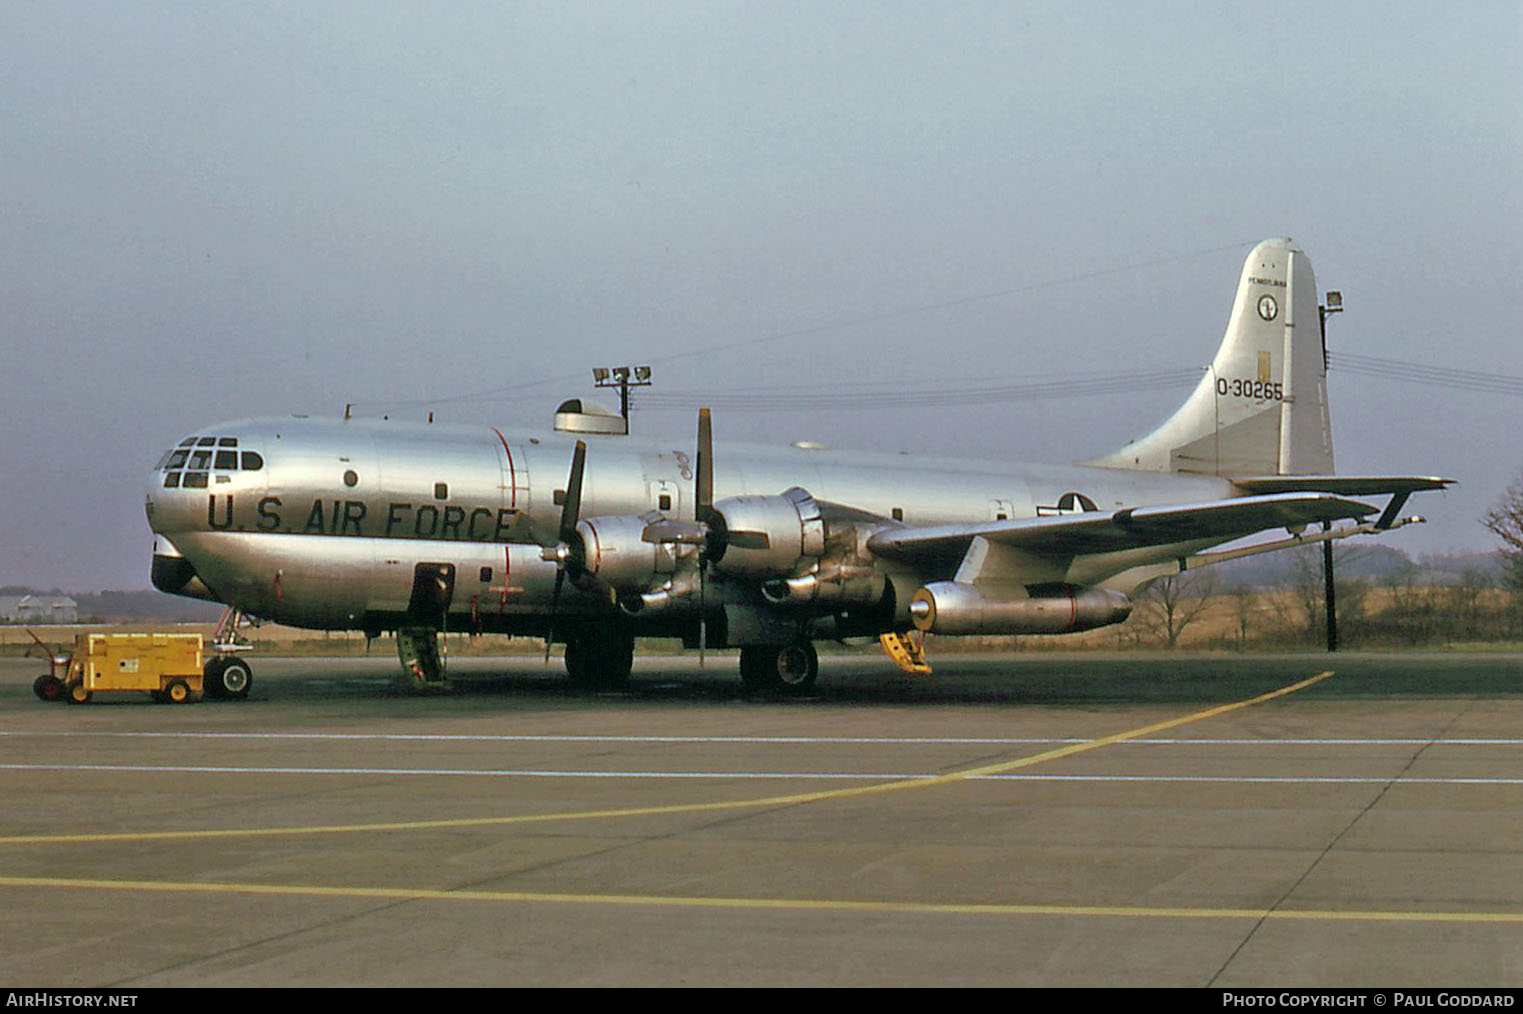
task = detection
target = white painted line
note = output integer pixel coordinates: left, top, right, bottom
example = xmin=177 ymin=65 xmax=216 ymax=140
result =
xmin=2 ymin=762 xmax=1520 ymax=785
xmin=1 ymin=730 xmax=1519 ymax=747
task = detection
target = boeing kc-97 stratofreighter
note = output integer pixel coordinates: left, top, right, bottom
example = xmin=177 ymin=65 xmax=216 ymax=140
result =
xmin=146 ymin=238 xmax=1449 ymax=699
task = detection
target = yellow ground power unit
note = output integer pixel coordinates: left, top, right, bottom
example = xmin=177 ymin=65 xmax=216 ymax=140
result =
xmin=33 ymin=633 xmax=205 ymax=705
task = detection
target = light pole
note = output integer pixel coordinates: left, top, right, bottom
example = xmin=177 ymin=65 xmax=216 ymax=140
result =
xmin=592 ymin=365 xmax=652 ymax=430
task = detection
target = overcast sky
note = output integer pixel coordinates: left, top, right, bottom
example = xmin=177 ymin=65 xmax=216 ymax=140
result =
xmin=3 ymin=2 xmax=1519 ymax=591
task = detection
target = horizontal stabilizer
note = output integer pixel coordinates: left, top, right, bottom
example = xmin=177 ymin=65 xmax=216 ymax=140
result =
xmin=1228 ymin=475 xmax=1453 ymax=496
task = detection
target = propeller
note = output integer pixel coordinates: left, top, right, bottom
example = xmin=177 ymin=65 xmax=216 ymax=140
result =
xmin=695 ymin=408 xmax=712 ymax=665
xmin=542 ymin=440 xmax=587 ymax=663
xmin=640 ymin=408 xmax=717 ymax=663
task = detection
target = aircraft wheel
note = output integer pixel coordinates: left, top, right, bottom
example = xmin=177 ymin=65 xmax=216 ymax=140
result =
xmin=33 ymin=675 xmax=64 ymax=702
xmin=202 ymin=658 xmax=227 ymax=699
xmin=164 ymin=679 xmax=192 ymax=704
xmin=565 ymin=628 xmax=634 ymax=691
xmin=564 ymin=637 xmax=592 ymax=688
xmin=208 ymin=657 xmax=252 ymax=700
xmin=738 ymin=647 xmax=771 ymax=691
xmin=774 ymin=640 xmax=819 ymax=693
xmin=66 ymin=683 xmax=91 ymax=706
xmin=591 ymin=633 xmax=634 ymax=690
xmin=739 ymin=641 xmax=818 ymax=695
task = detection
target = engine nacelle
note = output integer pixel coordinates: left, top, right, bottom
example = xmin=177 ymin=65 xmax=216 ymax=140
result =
xmin=574 ymin=515 xmax=676 ymax=592
xmin=760 ymin=562 xmax=888 ymax=608
xmin=620 ymin=569 xmax=703 ymax=616
xmin=908 ymin=582 xmax=1132 ymax=636
xmin=709 ymin=486 xmax=826 ymax=578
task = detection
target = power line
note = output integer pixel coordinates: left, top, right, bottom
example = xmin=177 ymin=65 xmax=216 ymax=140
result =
xmin=637 ymin=368 xmax=1202 ymax=412
xmin=349 ymin=239 xmax=1258 ymax=411
xmin=633 ymin=354 xmax=1523 ymax=414
xmin=1328 ymin=353 xmax=1523 ymax=397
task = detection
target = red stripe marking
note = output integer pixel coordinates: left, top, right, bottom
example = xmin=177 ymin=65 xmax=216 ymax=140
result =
xmin=500 ymin=545 xmax=510 ymax=613
xmin=490 ymin=427 xmax=517 ymax=511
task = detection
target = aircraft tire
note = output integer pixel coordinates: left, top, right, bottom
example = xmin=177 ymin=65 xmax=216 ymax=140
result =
xmin=739 ymin=641 xmax=818 ymax=695
xmin=738 ymin=647 xmax=770 ymax=691
xmin=566 ymin=628 xmax=633 ymax=691
xmin=593 ymin=634 xmax=634 ymax=690
xmin=203 ymin=658 xmax=227 ymax=699
xmin=208 ymin=657 xmax=253 ymax=701
xmin=564 ymin=638 xmax=592 ymax=688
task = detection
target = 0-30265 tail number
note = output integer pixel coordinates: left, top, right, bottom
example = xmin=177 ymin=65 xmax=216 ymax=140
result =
xmin=1216 ymin=378 xmax=1283 ymax=401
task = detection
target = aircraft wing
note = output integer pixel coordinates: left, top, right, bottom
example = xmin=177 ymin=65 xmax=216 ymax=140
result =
xmin=865 ymin=492 xmax=1376 ymax=566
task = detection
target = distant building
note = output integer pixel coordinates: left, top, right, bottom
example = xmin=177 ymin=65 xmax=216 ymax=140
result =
xmin=0 ymin=595 xmax=78 ymax=624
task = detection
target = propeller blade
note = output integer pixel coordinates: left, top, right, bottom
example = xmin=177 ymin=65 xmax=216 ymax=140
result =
xmin=546 ymin=440 xmax=587 ymax=664
xmin=559 ymin=440 xmax=587 ymax=544
xmin=691 ymin=407 xmax=716 ymax=667
xmin=695 ymin=408 xmax=714 ymax=525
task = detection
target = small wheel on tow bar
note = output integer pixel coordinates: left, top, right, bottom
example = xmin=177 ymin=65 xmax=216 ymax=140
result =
xmin=204 ymin=656 xmax=252 ymax=701
xmin=33 ymin=675 xmax=64 ymax=702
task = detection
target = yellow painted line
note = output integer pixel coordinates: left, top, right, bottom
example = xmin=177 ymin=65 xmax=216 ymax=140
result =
xmin=1 ymin=873 xmax=1519 ymax=925
xmin=0 ymin=671 xmax=1334 ymax=847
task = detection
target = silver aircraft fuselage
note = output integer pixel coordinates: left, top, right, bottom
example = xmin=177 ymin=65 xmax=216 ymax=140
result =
xmin=146 ymin=414 xmax=1231 ymax=636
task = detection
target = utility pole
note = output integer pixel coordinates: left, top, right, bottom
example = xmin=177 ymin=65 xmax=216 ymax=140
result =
xmin=1319 ymin=291 xmax=1343 ymax=652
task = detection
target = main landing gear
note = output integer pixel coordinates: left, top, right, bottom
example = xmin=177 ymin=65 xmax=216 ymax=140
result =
xmin=562 ymin=624 xmax=635 ymax=691
xmin=738 ymin=639 xmax=819 ymax=695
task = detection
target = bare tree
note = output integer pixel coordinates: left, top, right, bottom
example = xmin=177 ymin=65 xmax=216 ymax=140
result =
xmin=1483 ymin=473 xmax=1523 ymax=593
xmin=1482 ymin=474 xmax=1523 ymax=636
xmin=1135 ymin=571 xmax=1218 ymax=648
xmin=1227 ymin=582 xmax=1259 ymax=649
xmin=1274 ymin=543 xmax=1370 ymax=646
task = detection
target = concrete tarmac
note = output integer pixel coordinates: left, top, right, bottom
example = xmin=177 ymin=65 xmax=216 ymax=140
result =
xmin=1 ymin=650 xmax=1520 ymax=987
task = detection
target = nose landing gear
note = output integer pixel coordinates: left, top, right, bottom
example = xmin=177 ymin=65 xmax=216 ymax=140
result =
xmin=205 ymin=606 xmax=257 ymax=700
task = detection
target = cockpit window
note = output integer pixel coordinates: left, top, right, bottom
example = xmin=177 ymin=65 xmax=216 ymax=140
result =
xmin=195 ymin=437 xmax=216 ymax=446
xmin=190 ymin=450 xmax=213 ymax=470
xmin=163 ymin=472 xmax=181 ymax=488
xmin=183 ymin=472 xmax=209 ymax=488
xmin=241 ymin=451 xmax=263 ymax=471
xmin=217 ymin=437 xmax=238 ymax=447
xmin=166 ymin=449 xmax=189 ymax=469
xmin=179 ymin=437 xmax=197 ymax=447
xmin=214 ymin=450 xmax=238 ymax=470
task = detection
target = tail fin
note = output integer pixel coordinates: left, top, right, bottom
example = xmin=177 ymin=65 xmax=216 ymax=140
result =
xmin=1084 ymin=237 xmax=1334 ymax=476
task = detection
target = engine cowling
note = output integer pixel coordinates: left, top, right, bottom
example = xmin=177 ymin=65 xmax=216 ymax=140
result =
xmin=908 ymin=582 xmax=1132 ymax=636
xmin=573 ymin=515 xmax=676 ymax=592
xmin=708 ymin=486 xmax=826 ymax=578
xmin=760 ymin=562 xmax=888 ymax=608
